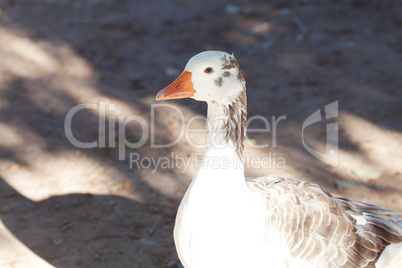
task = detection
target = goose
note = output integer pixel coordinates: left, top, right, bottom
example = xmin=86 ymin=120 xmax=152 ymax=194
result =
xmin=155 ymin=51 xmax=402 ymax=268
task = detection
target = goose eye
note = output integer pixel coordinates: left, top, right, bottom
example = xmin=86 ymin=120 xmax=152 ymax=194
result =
xmin=204 ymin=67 xmax=214 ymax=74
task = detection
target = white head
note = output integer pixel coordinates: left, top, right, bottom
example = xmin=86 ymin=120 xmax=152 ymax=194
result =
xmin=156 ymin=51 xmax=246 ymax=105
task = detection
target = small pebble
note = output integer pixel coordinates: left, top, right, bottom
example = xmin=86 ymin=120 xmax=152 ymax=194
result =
xmin=261 ymin=41 xmax=276 ymax=50
xmin=52 ymin=238 xmax=64 ymax=245
xmin=225 ymin=4 xmax=241 ymax=15
xmin=165 ymin=66 xmax=180 ymax=77
xmin=148 ymin=228 xmax=156 ymax=235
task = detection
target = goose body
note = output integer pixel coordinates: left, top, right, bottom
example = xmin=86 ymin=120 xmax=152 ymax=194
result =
xmin=156 ymin=51 xmax=402 ymax=268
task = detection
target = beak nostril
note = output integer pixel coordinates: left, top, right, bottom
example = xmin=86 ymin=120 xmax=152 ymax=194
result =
xmin=156 ymin=71 xmax=194 ymax=100
xmin=174 ymin=82 xmax=181 ymax=89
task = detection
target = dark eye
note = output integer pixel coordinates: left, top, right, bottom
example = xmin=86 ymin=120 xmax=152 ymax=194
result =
xmin=204 ymin=67 xmax=214 ymax=73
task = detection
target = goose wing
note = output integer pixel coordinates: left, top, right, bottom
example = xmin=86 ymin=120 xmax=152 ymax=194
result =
xmin=246 ymin=176 xmax=402 ymax=268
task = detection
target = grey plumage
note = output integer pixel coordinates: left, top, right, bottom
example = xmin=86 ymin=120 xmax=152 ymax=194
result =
xmin=246 ymin=176 xmax=402 ymax=268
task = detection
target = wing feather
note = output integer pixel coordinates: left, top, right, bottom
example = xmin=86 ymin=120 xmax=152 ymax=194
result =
xmin=246 ymin=175 xmax=402 ymax=268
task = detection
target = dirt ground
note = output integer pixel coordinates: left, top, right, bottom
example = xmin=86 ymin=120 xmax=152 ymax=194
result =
xmin=0 ymin=0 xmax=401 ymax=267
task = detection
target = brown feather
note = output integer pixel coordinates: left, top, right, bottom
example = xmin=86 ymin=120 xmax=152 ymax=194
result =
xmin=246 ymin=176 xmax=402 ymax=267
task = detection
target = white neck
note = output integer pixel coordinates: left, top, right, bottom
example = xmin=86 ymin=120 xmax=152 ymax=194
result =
xmin=204 ymin=101 xmax=245 ymax=171
xmin=190 ymin=97 xmax=247 ymax=192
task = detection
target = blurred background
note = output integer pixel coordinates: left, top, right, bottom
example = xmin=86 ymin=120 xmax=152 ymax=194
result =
xmin=0 ymin=0 xmax=401 ymax=267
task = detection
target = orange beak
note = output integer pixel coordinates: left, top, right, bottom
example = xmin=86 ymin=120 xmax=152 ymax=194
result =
xmin=156 ymin=71 xmax=196 ymax=101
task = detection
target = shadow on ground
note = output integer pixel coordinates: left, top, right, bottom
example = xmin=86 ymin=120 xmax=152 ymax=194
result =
xmin=0 ymin=0 xmax=401 ymax=267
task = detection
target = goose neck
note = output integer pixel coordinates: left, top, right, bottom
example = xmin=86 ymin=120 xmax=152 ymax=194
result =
xmin=204 ymin=91 xmax=247 ymax=165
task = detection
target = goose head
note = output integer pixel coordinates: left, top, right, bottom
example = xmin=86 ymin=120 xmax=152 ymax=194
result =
xmin=156 ymin=51 xmax=246 ymax=105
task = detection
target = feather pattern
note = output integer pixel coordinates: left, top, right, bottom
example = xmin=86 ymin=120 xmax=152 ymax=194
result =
xmin=246 ymin=176 xmax=402 ymax=267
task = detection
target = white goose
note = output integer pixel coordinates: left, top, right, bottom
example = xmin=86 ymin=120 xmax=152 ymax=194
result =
xmin=156 ymin=51 xmax=402 ymax=268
